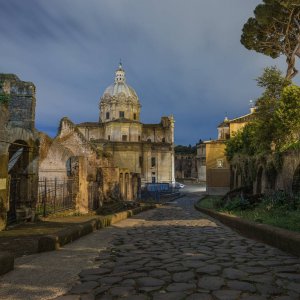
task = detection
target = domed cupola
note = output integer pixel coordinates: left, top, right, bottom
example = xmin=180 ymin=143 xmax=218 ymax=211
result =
xmin=99 ymin=63 xmax=141 ymax=123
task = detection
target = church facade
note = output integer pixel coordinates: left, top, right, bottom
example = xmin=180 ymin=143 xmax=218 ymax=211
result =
xmin=74 ymin=64 xmax=175 ymax=196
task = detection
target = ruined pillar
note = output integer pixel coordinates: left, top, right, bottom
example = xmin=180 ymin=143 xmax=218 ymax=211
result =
xmin=75 ymin=156 xmax=89 ymax=213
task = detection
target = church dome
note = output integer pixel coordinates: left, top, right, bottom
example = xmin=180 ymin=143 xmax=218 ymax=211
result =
xmin=99 ymin=63 xmax=141 ymax=123
xmin=103 ymin=81 xmax=138 ymax=100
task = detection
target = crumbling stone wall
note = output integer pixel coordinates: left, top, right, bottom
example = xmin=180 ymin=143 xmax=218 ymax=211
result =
xmin=231 ymin=150 xmax=300 ymax=196
xmin=0 ymin=74 xmax=36 ymax=131
xmin=0 ymin=74 xmax=39 ymax=229
xmin=0 ymin=105 xmax=9 ymax=230
xmin=39 ymin=117 xmax=122 ymax=212
xmin=276 ymin=150 xmax=300 ymax=194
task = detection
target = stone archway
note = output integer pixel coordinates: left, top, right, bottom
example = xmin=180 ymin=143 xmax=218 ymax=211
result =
xmin=292 ymin=164 xmax=300 ymax=194
xmin=7 ymin=140 xmax=30 ymax=223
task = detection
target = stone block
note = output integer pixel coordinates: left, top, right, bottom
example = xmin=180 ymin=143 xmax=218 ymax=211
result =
xmin=0 ymin=251 xmax=14 ymax=275
xmin=38 ymin=235 xmax=58 ymax=252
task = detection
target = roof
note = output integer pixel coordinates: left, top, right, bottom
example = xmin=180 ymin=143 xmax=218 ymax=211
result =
xmin=229 ymin=113 xmax=254 ymax=123
xmin=105 ymin=118 xmax=141 ymax=124
xmin=218 ymin=112 xmax=255 ymax=128
xmin=77 ymin=122 xmax=104 ymax=127
xmin=101 ymin=64 xmax=139 ymax=103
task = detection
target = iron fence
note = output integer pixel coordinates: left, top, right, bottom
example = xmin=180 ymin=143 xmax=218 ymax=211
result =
xmin=36 ymin=178 xmax=76 ymax=216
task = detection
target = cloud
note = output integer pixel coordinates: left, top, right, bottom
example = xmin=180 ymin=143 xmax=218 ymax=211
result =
xmin=0 ymin=0 xmax=291 ymax=144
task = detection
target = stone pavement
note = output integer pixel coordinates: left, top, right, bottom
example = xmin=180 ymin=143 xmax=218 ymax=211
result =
xmin=57 ymin=196 xmax=300 ymax=300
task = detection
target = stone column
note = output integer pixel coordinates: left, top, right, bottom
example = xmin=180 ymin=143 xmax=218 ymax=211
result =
xmin=75 ymin=156 xmax=89 ymax=213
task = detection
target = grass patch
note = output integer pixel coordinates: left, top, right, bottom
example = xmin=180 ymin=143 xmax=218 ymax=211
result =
xmin=197 ymin=195 xmax=300 ymax=233
xmin=232 ymin=206 xmax=300 ymax=232
xmin=198 ymin=196 xmax=222 ymax=209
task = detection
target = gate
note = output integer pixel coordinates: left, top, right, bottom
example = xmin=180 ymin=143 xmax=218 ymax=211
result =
xmin=36 ymin=178 xmax=76 ymax=216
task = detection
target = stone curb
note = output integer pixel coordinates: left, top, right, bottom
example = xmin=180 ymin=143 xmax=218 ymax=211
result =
xmin=194 ymin=204 xmax=300 ymax=257
xmin=38 ymin=204 xmax=156 ymax=253
xmin=0 ymin=251 xmax=14 ymax=276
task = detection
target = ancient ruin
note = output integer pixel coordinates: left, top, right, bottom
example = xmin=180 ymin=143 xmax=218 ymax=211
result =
xmin=0 ymin=74 xmax=39 ymax=229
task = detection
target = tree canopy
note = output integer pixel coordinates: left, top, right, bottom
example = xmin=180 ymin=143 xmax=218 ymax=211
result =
xmin=225 ymin=67 xmax=300 ymax=161
xmin=175 ymin=144 xmax=196 ymax=155
xmin=241 ymin=0 xmax=300 ymax=79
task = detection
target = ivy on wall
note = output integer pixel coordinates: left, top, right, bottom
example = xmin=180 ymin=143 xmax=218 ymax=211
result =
xmin=0 ymin=81 xmax=11 ymax=105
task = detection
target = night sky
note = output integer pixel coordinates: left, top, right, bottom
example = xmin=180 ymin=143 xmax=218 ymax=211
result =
xmin=0 ymin=0 xmax=293 ymax=145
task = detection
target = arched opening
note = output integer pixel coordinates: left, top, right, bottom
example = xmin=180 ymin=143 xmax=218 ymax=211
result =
xmin=256 ymin=167 xmax=263 ymax=194
xmin=88 ymin=168 xmax=102 ymax=210
xmin=125 ymin=173 xmax=129 ymax=200
xmin=230 ymin=166 xmax=234 ymax=190
xmin=292 ymin=164 xmax=300 ymax=194
xmin=7 ymin=140 xmax=30 ymax=223
xmin=119 ymin=173 xmax=124 ymax=199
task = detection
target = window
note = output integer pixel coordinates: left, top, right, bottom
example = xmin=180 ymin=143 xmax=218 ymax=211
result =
xmin=151 ymin=157 xmax=156 ymax=167
xmin=138 ymin=135 xmax=141 ymax=141
xmin=152 ymin=176 xmax=156 ymax=183
xmin=133 ymin=113 xmax=137 ymax=120
xmin=108 ymin=135 xmax=110 ymax=140
xmin=106 ymin=112 xmax=110 ymax=119
xmin=162 ymin=137 xmax=165 ymax=143
xmin=66 ymin=157 xmax=72 ymax=177
xmin=147 ymin=138 xmax=151 ymax=142
xmin=122 ymin=135 xmax=127 ymax=141
xmin=119 ymin=111 xmax=125 ymax=118
xmin=139 ymin=156 xmax=143 ymax=167
xmin=201 ymin=157 xmax=206 ymax=166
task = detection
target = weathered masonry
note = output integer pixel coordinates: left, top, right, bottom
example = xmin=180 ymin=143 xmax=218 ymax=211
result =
xmin=0 ymin=74 xmax=39 ymax=229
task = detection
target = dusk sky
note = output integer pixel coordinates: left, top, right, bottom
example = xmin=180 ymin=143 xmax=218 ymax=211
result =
xmin=0 ymin=0 xmax=293 ymax=145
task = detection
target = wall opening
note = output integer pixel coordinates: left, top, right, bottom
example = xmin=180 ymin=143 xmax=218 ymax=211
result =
xmin=7 ymin=140 xmax=30 ymax=224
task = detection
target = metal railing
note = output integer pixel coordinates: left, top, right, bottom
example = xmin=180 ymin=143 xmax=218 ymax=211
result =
xmin=141 ymin=183 xmax=180 ymax=202
xmin=36 ymin=178 xmax=76 ymax=216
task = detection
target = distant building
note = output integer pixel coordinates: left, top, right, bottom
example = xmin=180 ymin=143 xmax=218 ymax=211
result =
xmin=40 ymin=63 xmax=175 ymax=205
xmin=76 ymin=63 xmax=175 ymax=190
xmin=174 ymin=145 xmax=198 ymax=182
xmin=197 ymin=109 xmax=254 ymax=195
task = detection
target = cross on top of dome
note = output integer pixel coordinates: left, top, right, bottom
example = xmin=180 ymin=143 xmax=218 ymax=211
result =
xmin=115 ymin=62 xmax=125 ymax=84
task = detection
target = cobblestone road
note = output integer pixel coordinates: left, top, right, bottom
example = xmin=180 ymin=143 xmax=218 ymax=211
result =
xmin=59 ymin=195 xmax=300 ymax=300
